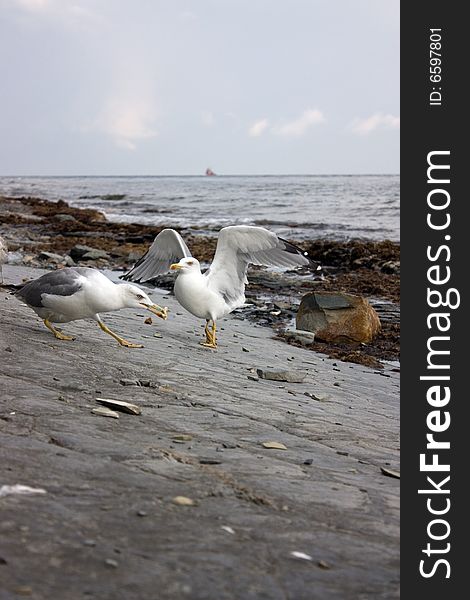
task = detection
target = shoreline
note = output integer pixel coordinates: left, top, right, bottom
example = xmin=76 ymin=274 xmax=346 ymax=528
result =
xmin=0 ymin=195 xmax=400 ymax=367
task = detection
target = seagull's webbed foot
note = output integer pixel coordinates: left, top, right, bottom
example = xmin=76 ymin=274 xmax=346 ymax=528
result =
xmin=201 ymin=319 xmax=217 ymax=349
xmin=44 ymin=319 xmax=75 ymax=341
xmin=98 ymin=320 xmax=143 ymax=348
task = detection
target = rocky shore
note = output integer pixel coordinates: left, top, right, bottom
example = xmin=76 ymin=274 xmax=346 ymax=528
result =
xmin=0 ymin=195 xmax=400 ymax=368
xmin=0 ymin=263 xmax=399 ymax=599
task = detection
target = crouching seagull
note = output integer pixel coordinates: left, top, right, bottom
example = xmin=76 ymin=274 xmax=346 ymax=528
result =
xmin=16 ymin=267 xmax=168 ymax=347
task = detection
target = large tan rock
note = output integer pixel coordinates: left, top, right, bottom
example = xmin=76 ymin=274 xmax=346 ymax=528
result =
xmin=296 ymin=292 xmax=381 ymax=344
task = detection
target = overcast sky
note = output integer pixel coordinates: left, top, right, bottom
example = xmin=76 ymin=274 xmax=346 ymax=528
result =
xmin=0 ymin=0 xmax=399 ymax=175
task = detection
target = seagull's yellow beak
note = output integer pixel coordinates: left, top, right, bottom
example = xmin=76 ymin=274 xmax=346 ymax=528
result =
xmin=141 ymin=303 xmax=168 ymax=320
xmin=170 ymin=263 xmax=182 ymax=270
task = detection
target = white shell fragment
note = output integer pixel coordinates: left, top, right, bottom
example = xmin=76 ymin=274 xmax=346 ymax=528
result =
xmin=290 ymin=551 xmax=313 ymax=561
xmin=95 ymin=398 xmax=142 ymax=415
xmin=261 ymin=441 xmax=288 ymax=450
xmin=92 ymin=407 xmax=120 ymax=419
xmin=221 ymin=525 xmax=235 ymax=535
xmin=0 ymin=484 xmax=47 ymax=498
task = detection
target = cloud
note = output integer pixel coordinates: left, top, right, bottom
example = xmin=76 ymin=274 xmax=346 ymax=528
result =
xmin=86 ymin=97 xmax=158 ymax=151
xmin=201 ymin=111 xmax=215 ymax=127
xmin=14 ymin=0 xmax=49 ymax=10
xmin=248 ymin=118 xmax=269 ymax=137
xmin=273 ymin=109 xmax=325 ymax=137
xmin=350 ymin=112 xmax=400 ymax=135
xmin=11 ymin=0 xmax=101 ymax=25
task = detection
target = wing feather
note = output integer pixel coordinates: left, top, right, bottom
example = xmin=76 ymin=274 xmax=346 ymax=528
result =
xmin=122 ymin=229 xmax=192 ymax=283
xmin=205 ymin=226 xmax=311 ymax=309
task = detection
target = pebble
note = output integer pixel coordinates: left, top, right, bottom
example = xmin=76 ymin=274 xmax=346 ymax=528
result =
xmin=199 ymin=458 xmax=222 ymax=465
xmin=303 ymin=459 xmax=313 ymax=465
xmin=261 ymin=441 xmax=287 ymax=450
xmin=13 ymin=586 xmax=33 ymax=596
xmin=83 ymin=539 xmax=96 ymax=547
xmin=119 ymin=378 xmax=140 ymax=386
xmin=257 ymin=369 xmax=306 ymax=383
xmin=137 ymin=510 xmax=148 ymax=517
xmin=247 ymin=375 xmax=259 ymax=381
xmin=104 ymin=558 xmax=118 ymax=568
xmin=144 ymin=317 xmax=153 ymax=325
xmin=172 ymin=496 xmax=195 ymax=506
xmin=172 ymin=434 xmax=193 ymax=442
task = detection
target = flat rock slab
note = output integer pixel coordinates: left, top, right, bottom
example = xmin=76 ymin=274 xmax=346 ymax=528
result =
xmin=256 ymin=368 xmax=307 ymax=383
xmin=0 ymin=265 xmax=400 ymax=600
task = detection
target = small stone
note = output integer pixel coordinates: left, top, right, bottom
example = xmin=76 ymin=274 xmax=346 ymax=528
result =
xmin=247 ymin=375 xmax=259 ymax=381
xmin=13 ymin=586 xmax=33 ymax=596
xmin=172 ymin=496 xmax=195 ymax=506
xmin=144 ymin=317 xmax=153 ymax=325
xmin=104 ymin=558 xmax=118 ymax=568
xmin=37 ymin=251 xmax=64 ymax=263
xmin=261 ymin=441 xmax=287 ymax=450
xmin=137 ymin=510 xmax=148 ymax=517
xmin=172 ymin=434 xmax=193 ymax=442
xmin=83 ymin=539 xmax=96 ymax=547
xmin=95 ymin=398 xmax=142 ymax=415
xmin=242 ymin=347 xmax=249 ymax=352
xmin=4 ymin=346 xmax=12 ymax=352
xmin=81 ymin=249 xmax=110 ymax=261
xmin=55 ymin=213 xmax=77 ymax=222
xmin=153 ymin=332 xmax=163 ymax=338
xmin=91 ymin=407 xmax=120 ymax=419
xmin=139 ymin=380 xmax=157 ymax=388
xmin=199 ymin=458 xmax=222 ymax=465
xmin=119 ymin=378 xmax=140 ymax=386
xmin=318 ymin=560 xmax=331 ymax=569
xmin=257 ymin=369 xmax=306 ymax=383
xmin=303 ymin=459 xmax=313 ymax=465
xmin=336 ymin=451 xmax=349 ymax=456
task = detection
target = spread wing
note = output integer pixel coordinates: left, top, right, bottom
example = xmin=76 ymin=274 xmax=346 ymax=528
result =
xmin=205 ymin=226 xmax=311 ymax=309
xmin=122 ymin=229 xmax=192 ymax=283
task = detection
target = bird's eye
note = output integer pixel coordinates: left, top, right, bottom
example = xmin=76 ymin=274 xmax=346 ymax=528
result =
xmin=136 ymin=294 xmax=144 ymax=300
xmin=186 ymin=261 xmax=194 ymax=266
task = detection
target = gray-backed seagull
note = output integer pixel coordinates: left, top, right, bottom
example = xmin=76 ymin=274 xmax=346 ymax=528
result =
xmin=16 ymin=267 xmax=168 ymax=347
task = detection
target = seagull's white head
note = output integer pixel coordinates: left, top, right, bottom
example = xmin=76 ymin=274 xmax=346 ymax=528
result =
xmin=170 ymin=257 xmax=201 ymax=273
xmin=120 ymin=284 xmax=168 ymax=319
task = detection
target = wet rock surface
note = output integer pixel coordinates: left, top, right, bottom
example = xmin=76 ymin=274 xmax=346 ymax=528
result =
xmin=1 ymin=265 xmax=399 ymax=600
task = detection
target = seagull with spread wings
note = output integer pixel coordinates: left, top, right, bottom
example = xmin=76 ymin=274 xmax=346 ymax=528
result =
xmin=122 ymin=226 xmax=317 ymax=348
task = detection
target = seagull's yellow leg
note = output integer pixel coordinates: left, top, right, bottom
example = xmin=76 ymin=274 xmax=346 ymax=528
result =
xmin=44 ymin=319 xmax=75 ymax=341
xmin=201 ymin=319 xmax=217 ymax=349
xmin=98 ymin=320 xmax=143 ymax=348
